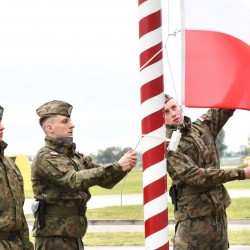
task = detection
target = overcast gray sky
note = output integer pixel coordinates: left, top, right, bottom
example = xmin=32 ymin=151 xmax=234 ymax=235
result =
xmin=1 ymin=0 xmax=249 ymax=156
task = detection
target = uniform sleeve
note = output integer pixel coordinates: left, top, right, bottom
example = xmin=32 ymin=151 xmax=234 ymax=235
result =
xmin=33 ymin=154 xmax=127 ymax=191
xmin=167 ymin=150 xmax=245 ymax=188
xmin=200 ymin=108 xmax=235 ymax=137
xmin=75 ymin=161 xmax=127 ymax=190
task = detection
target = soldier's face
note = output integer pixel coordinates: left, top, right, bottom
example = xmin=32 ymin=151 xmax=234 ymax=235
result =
xmin=47 ymin=115 xmax=75 ymax=138
xmin=164 ymin=99 xmax=184 ymax=125
xmin=0 ymin=122 xmax=4 ymax=142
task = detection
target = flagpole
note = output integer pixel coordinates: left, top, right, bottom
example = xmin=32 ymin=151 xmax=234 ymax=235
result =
xmin=138 ymin=0 xmax=168 ymax=249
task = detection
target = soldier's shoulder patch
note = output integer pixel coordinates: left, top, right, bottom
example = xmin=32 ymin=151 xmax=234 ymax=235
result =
xmin=50 ymin=151 xmax=60 ymax=157
xmin=76 ymin=151 xmax=84 ymax=157
xmin=198 ymin=115 xmax=206 ymax=122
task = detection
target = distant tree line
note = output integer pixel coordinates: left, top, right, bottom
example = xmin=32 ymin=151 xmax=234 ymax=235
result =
xmin=248 ymin=136 xmax=250 ymax=154
xmin=216 ymin=129 xmax=227 ymax=157
xmin=89 ymin=146 xmax=142 ymax=167
xmin=217 ymin=129 xmax=250 ymax=157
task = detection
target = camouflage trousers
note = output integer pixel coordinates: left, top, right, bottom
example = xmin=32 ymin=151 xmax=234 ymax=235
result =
xmin=0 ymin=239 xmax=25 ymax=250
xmin=172 ymin=212 xmax=229 ymax=250
xmin=34 ymin=236 xmax=84 ymax=250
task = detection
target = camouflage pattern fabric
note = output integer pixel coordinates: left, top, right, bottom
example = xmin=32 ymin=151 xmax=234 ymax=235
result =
xmin=0 ymin=141 xmax=33 ymax=250
xmin=36 ymin=100 xmax=73 ymax=119
xmin=35 ymin=236 xmax=84 ymax=250
xmin=166 ymin=108 xmax=245 ymax=249
xmin=31 ymin=136 xmax=127 ymax=242
xmin=164 ymin=94 xmax=173 ymax=104
xmin=0 ymin=239 xmax=29 ymax=250
xmin=173 ymin=212 xmax=228 ymax=250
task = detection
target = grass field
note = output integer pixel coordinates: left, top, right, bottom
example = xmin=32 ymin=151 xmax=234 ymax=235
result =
xmin=83 ymin=230 xmax=250 ymax=246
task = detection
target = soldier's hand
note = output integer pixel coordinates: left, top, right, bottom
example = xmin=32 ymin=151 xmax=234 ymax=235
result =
xmin=244 ymin=166 xmax=250 ymax=179
xmin=118 ymin=150 xmax=137 ymax=172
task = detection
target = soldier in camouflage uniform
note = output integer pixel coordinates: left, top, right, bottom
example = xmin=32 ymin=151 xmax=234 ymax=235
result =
xmin=31 ymin=100 xmax=137 ymax=250
xmin=0 ymin=106 xmax=34 ymax=250
xmin=164 ymin=95 xmax=250 ymax=250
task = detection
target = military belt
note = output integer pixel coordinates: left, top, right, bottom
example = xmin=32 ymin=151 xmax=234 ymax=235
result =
xmin=0 ymin=231 xmax=20 ymax=241
xmin=179 ymin=184 xmax=222 ymax=197
xmin=45 ymin=205 xmax=87 ymax=216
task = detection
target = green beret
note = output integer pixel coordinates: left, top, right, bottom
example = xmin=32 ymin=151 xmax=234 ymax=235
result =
xmin=0 ymin=105 xmax=3 ymax=121
xmin=36 ymin=100 xmax=73 ymax=120
xmin=164 ymin=94 xmax=173 ymax=104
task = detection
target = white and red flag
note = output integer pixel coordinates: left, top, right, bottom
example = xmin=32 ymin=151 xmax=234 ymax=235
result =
xmin=182 ymin=0 xmax=250 ymax=110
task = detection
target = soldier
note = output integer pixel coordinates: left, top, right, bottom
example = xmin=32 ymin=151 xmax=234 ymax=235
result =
xmin=0 ymin=105 xmax=34 ymax=250
xmin=31 ymin=100 xmax=137 ymax=250
xmin=164 ymin=94 xmax=250 ymax=250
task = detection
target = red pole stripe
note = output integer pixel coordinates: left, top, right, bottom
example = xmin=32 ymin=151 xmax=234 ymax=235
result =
xmin=141 ymin=109 xmax=165 ymax=134
xmin=139 ymin=0 xmax=168 ymax=248
xmin=142 ymin=143 xmax=165 ymax=170
xmin=144 ymin=176 xmax=166 ymax=204
xmin=140 ymin=76 xmax=164 ymax=103
xmin=145 ymin=209 xmax=169 ymax=237
xmin=138 ymin=0 xmax=147 ymax=5
xmin=140 ymin=43 xmax=163 ymax=68
xmin=139 ymin=10 xmax=162 ymax=38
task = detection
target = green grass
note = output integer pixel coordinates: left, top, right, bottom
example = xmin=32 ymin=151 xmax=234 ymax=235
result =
xmin=229 ymin=230 xmax=250 ymax=245
xmin=84 ymin=232 xmax=145 ymax=246
xmin=227 ymin=198 xmax=250 ymax=218
xmin=89 ymin=170 xmax=143 ymax=196
xmin=224 ymin=179 xmax=250 ymax=189
xmin=29 ymin=230 xmax=250 ymax=246
xmin=25 ymin=190 xmax=35 ymax=199
xmin=87 ymin=204 xmax=145 ymax=220
xmin=83 ymin=230 xmax=250 ymax=246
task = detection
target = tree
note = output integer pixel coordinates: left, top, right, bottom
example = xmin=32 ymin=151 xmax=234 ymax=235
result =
xmin=95 ymin=146 xmax=131 ymax=164
xmin=216 ymin=128 xmax=227 ymax=157
xmin=247 ymin=136 xmax=250 ymax=155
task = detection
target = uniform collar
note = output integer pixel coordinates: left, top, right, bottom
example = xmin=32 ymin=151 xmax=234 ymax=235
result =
xmin=44 ymin=136 xmax=76 ymax=156
xmin=165 ymin=116 xmax=192 ymax=138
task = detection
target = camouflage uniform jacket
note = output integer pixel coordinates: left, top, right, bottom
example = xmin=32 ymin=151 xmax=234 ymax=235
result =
xmin=166 ymin=109 xmax=245 ymax=222
xmin=31 ymin=136 xmax=127 ymax=238
xmin=0 ymin=141 xmax=33 ymax=249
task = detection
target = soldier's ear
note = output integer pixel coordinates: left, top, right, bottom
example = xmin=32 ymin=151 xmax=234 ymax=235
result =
xmin=45 ymin=124 xmax=53 ymax=134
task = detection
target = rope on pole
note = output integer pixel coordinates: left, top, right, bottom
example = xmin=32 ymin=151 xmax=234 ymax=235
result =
xmin=138 ymin=0 xmax=169 ymax=249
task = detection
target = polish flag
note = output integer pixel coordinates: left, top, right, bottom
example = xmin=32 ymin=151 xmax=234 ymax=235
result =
xmin=182 ymin=0 xmax=250 ymax=110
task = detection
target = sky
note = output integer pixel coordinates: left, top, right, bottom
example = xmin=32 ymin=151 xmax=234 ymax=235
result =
xmin=0 ymin=0 xmax=249 ymax=156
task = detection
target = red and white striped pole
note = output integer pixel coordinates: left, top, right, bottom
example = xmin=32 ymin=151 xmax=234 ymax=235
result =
xmin=138 ymin=0 xmax=168 ymax=249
